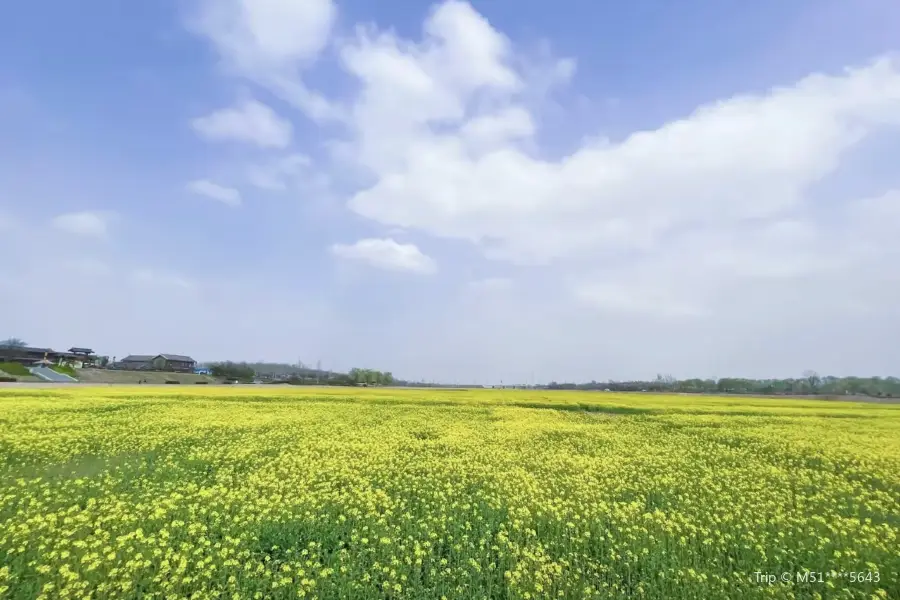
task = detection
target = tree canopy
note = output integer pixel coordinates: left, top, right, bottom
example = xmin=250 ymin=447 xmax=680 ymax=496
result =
xmin=207 ymin=361 xmax=256 ymax=382
xmin=545 ymin=371 xmax=899 ymax=398
xmin=348 ymin=368 xmax=394 ymax=386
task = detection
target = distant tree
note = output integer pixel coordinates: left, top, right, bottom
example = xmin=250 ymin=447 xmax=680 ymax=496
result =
xmin=209 ymin=361 xmax=255 ymax=381
xmin=803 ymin=370 xmax=821 ymax=394
xmin=331 ymin=373 xmax=355 ymax=386
xmin=342 ymin=368 xmax=394 ymax=386
xmin=531 ymin=371 xmax=900 ymax=398
xmin=0 ymin=338 xmax=27 ymax=348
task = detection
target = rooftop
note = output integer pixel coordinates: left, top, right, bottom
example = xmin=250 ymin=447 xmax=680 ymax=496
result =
xmin=121 ymin=355 xmax=155 ymax=362
xmin=120 ymin=354 xmax=196 ymax=363
xmin=0 ymin=346 xmax=53 ymax=354
xmin=159 ymin=354 xmax=195 ymax=363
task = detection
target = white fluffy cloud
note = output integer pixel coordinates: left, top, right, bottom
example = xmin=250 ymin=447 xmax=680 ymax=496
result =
xmin=466 ymin=277 xmax=513 ymax=292
xmin=341 ymin=17 xmax=900 ymax=264
xmin=246 ymin=153 xmax=311 ymax=191
xmin=303 ymin=1 xmax=899 ymax=379
xmin=188 ymin=0 xmax=340 ymax=120
xmin=176 ymin=1 xmax=900 ymax=377
xmin=567 ymin=195 xmax=899 ymax=322
xmin=191 ymin=0 xmax=336 ymax=71
xmin=129 ymin=268 xmax=198 ymax=292
xmin=330 ymin=238 xmax=437 ymax=274
xmin=186 ymin=179 xmax=242 ymax=206
xmin=7 ymin=0 xmax=899 ymax=381
xmin=192 ymin=99 xmax=293 ymax=148
xmin=50 ymin=211 xmax=113 ymax=239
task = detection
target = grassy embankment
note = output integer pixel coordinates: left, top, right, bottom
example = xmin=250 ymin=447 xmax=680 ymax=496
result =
xmin=50 ymin=365 xmax=78 ymax=378
xmin=0 ymin=362 xmax=30 ymax=377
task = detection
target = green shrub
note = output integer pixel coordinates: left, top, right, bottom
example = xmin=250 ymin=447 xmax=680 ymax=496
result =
xmin=0 ymin=376 xmax=17 ymax=382
xmin=0 ymin=362 xmax=30 ymax=376
xmin=51 ymin=365 xmax=77 ymax=378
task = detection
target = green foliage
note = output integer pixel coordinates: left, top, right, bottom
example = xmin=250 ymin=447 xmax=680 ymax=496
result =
xmin=545 ymin=372 xmax=900 ymax=398
xmin=0 ymin=362 xmax=30 ymax=376
xmin=208 ymin=361 xmax=256 ymax=382
xmin=51 ymin=365 xmax=77 ymax=378
xmin=272 ymin=368 xmax=394 ymax=387
xmin=348 ymin=368 xmax=394 ymax=386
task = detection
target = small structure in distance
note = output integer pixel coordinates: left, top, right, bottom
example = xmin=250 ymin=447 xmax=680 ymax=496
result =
xmin=68 ymin=347 xmax=98 ymax=367
xmin=117 ymin=354 xmax=197 ymax=372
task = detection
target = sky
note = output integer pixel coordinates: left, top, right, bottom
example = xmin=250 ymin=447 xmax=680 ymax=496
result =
xmin=1 ymin=0 xmax=899 ymax=383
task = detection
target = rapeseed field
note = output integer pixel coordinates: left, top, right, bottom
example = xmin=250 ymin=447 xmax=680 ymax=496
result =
xmin=1 ymin=386 xmax=897 ymax=599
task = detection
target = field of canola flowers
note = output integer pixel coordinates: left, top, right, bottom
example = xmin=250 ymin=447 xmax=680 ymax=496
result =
xmin=0 ymin=386 xmax=898 ymax=600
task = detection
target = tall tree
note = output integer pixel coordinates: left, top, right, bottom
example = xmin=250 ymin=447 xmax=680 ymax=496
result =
xmin=0 ymin=338 xmax=27 ymax=348
xmin=349 ymin=368 xmax=365 ymax=384
xmin=803 ymin=370 xmax=821 ymax=394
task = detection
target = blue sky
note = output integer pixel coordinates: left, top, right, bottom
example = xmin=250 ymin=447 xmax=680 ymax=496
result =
xmin=2 ymin=0 xmax=899 ymax=383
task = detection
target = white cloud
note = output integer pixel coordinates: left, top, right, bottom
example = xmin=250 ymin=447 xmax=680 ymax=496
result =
xmin=191 ymin=0 xmax=336 ymax=71
xmin=129 ymin=268 xmax=197 ymax=292
xmin=188 ymin=0 xmax=340 ymax=120
xmin=459 ymin=107 xmax=535 ymax=152
xmin=573 ymin=281 xmax=707 ymax=319
xmin=309 ymin=1 xmax=900 ymax=378
xmin=51 ymin=211 xmax=113 ymax=239
xmin=192 ymin=99 xmax=293 ymax=148
xmin=7 ymin=1 xmax=900 ymax=382
xmin=335 ymin=3 xmax=900 ymax=266
xmin=186 ymin=179 xmax=242 ymax=206
xmin=566 ymin=195 xmax=898 ymax=323
xmin=330 ymin=238 xmax=437 ymax=274
xmin=62 ymin=258 xmax=112 ymax=277
xmin=246 ymin=153 xmax=311 ymax=191
xmin=848 ymin=189 xmax=900 ymax=241
xmin=336 ymin=1 xmax=525 ymax=173
xmin=468 ymin=276 xmax=512 ymax=289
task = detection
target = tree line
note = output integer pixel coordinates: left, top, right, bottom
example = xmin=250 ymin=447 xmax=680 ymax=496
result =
xmin=7 ymin=337 xmax=895 ymax=397
xmin=205 ymin=362 xmax=395 ymax=387
xmin=207 ymin=362 xmax=256 ymax=381
xmin=272 ymin=367 xmax=394 ymax=387
xmin=546 ymin=371 xmax=900 ymax=398
xmin=347 ymin=368 xmax=394 ymax=386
